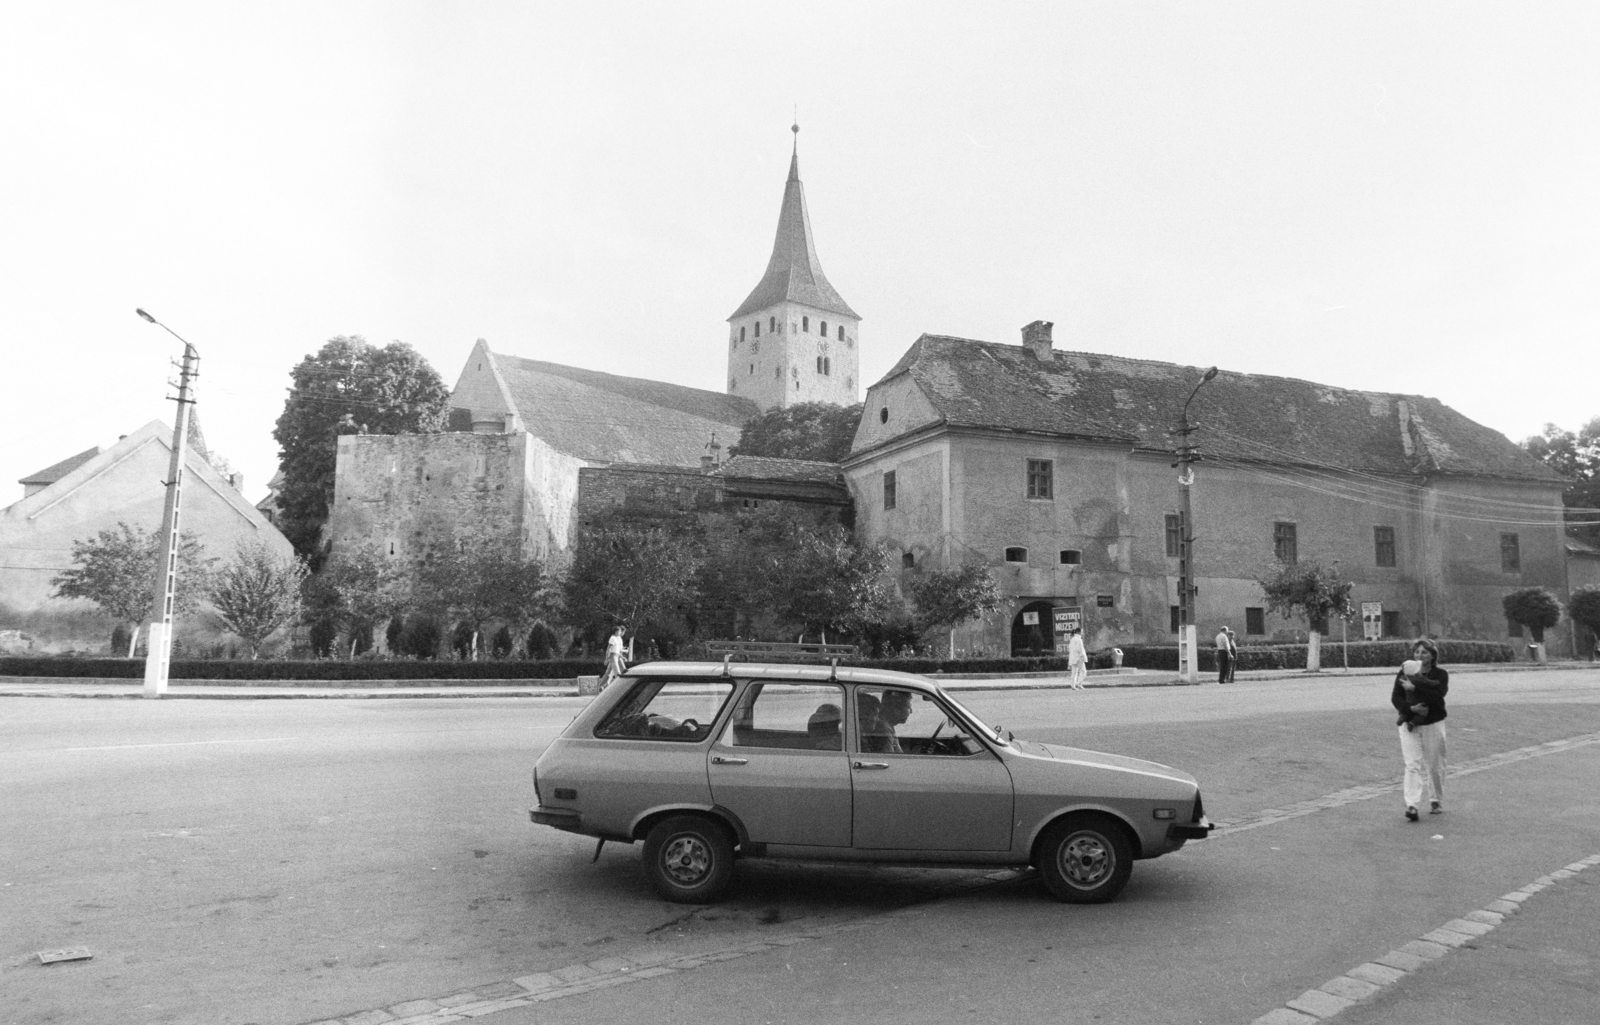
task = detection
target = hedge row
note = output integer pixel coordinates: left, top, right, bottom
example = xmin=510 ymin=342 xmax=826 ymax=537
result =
xmin=0 ymin=657 xmax=601 ymax=681
xmin=0 ymin=639 xmax=1515 ymax=681
xmin=1113 ymin=639 xmax=1517 ymax=672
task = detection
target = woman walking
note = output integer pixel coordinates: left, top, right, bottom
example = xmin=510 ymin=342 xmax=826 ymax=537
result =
xmin=1393 ymin=638 xmax=1448 ymax=822
xmin=1066 ymin=628 xmax=1087 ymax=690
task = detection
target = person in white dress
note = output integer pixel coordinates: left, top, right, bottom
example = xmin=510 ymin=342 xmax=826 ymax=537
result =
xmin=1067 ymin=628 xmax=1088 ymax=690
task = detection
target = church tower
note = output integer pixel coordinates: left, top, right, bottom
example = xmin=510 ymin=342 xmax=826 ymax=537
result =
xmin=727 ymin=125 xmax=860 ymax=411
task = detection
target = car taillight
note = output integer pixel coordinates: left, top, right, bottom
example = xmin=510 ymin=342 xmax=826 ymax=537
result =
xmin=533 ymin=767 xmax=541 ymax=805
xmin=1192 ymin=791 xmax=1205 ymax=822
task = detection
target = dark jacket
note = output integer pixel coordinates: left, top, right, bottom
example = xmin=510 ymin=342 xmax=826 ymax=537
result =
xmin=1392 ymin=666 xmax=1449 ymax=727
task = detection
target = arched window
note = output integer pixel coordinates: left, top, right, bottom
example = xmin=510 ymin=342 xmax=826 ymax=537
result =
xmin=1004 ymin=547 xmax=1028 ymax=563
xmin=1059 ymin=550 xmax=1082 ymax=565
xmin=739 ymin=326 xmax=746 ymax=343
xmin=749 ymin=364 xmax=754 ymax=375
xmin=770 ymin=316 xmax=776 ymax=332
xmin=775 ymin=366 xmax=782 ymax=379
xmin=824 ymin=357 xmax=831 ymax=375
xmin=837 ymin=325 xmax=844 ymax=341
xmin=754 ymin=321 xmax=760 ymax=338
xmin=816 ymin=356 xmax=822 ymax=373
xmin=820 ymin=320 xmax=828 ymax=337
xmin=902 ymin=551 xmax=915 ymax=569
xmin=879 ymin=407 xmax=888 ymax=423
xmin=802 ymin=316 xmax=809 ymax=332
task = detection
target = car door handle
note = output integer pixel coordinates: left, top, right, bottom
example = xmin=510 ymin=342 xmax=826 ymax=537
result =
xmin=711 ymin=755 xmax=748 ymax=765
xmin=852 ymin=761 xmax=889 ymax=770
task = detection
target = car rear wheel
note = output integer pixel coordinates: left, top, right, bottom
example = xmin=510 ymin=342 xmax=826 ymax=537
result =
xmin=642 ymin=815 xmax=734 ymax=904
xmin=1037 ymin=814 xmax=1133 ymax=904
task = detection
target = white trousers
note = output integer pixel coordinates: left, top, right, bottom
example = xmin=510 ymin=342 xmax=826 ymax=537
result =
xmin=1398 ymin=721 xmax=1446 ymax=808
xmin=1069 ymin=661 xmax=1086 ymax=688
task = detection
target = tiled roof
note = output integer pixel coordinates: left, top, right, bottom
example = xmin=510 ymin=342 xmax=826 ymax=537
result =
xmin=492 ymin=353 xmax=760 ymax=466
xmin=712 ymin=455 xmax=843 ymax=484
xmin=728 ymin=150 xmax=859 ymax=321
xmin=19 ymin=446 xmax=100 ymax=485
xmin=870 ymin=334 xmax=1563 ymax=482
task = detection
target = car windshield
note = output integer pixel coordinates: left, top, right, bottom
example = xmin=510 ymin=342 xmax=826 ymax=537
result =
xmin=931 ymin=687 xmax=1005 ymax=745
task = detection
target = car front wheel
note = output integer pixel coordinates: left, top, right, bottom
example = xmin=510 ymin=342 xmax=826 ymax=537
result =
xmin=641 ymin=815 xmax=734 ymax=904
xmin=1037 ymin=814 xmax=1133 ymax=904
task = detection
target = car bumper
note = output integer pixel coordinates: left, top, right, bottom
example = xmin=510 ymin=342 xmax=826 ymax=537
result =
xmin=530 ymin=807 xmax=583 ymax=831
xmin=1167 ymin=816 xmax=1214 ymax=841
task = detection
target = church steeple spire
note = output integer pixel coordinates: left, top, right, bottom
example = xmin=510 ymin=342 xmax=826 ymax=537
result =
xmin=728 ymin=126 xmax=858 ymax=321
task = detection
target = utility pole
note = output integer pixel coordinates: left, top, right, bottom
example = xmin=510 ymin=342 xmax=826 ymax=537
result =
xmin=137 ymin=309 xmax=200 ymax=699
xmin=1172 ymin=367 xmax=1218 ymax=684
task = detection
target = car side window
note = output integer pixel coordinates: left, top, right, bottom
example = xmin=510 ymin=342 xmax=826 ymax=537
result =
xmin=593 ymin=679 xmax=732 ymax=741
xmin=854 ymin=686 xmax=985 ymax=756
xmin=722 ymin=682 xmax=845 ymax=751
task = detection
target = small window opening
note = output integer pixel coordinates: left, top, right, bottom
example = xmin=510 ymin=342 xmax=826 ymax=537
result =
xmin=902 ymin=552 xmax=915 ymax=569
xmin=802 ymin=316 xmax=809 ymax=332
xmin=740 ymin=326 xmax=746 ymax=343
xmin=820 ymin=320 xmax=828 ymax=337
xmin=754 ymin=321 xmax=760 ymax=338
xmin=879 ymin=407 xmax=888 ymax=423
xmin=837 ymin=325 xmax=844 ymax=341
xmin=770 ymin=316 xmax=776 ymax=332
xmin=824 ymin=357 xmax=831 ymax=375
xmin=1059 ymin=549 xmax=1081 ymax=565
xmin=1004 ymin=546 xmax=1028 ymax=563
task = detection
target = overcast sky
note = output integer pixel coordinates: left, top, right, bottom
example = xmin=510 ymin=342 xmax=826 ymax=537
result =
xmin=2 ymin=2 xmax=1595 ymax=505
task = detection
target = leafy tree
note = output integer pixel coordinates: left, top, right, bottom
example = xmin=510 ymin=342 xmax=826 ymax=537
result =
xmin=1256 ymin=561 xmax=1354 ymax=671
xmin=208 ymin=541 xmax=307 ymax=657
xmin=766 ymin=525 xmax=897 ymax=644
xmin=562 ymin=519 xmax=704 ymax=640
xmin=1521 ymin=418 xmax=1600 ymax=543
xmin=272 ymin=336 xmax=451 ymax=560
xmin=909 ymin=565 xmax=1004 ymax=658
xmin=1502 ymin=587 xmax=1563 ymax=647
xmin=731 ymin=402 xmax=863 ymax=463
xmin=418 ymin=537 xmax=550 ymax=659
xmin=52 ymin=522 xmax=213 ymax=656
xmin=303 ymin=542 xmax=410 ymax=657
xmin=1569 ymin=585 xmax=1600 ymax=659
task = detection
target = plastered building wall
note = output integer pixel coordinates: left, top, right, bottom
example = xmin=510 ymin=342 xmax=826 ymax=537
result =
xmin=848 ymin=429 xmax=1571 ymax=654
xmin=0 ymin=424 xmax=290 ymax=652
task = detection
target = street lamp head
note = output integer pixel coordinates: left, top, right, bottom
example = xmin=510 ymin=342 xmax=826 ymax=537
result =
xmin=136 ymin=308 xmax=156 ymax=323
xmin=1201 ymin=367 xmax=1218 ymax=383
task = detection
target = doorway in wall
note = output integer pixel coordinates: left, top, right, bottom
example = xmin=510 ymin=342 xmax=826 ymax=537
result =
xmin=1010 ymin=600 xmax=1057 ymax=657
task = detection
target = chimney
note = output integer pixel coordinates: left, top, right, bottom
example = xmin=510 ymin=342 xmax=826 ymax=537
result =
xmin=1022 ymin=320 xmax=1054 ymax=361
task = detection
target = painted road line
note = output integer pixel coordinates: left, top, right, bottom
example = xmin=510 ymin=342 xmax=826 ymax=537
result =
xmin=62 ymin=736 xmax=300 ymax=751
xmin=1211 ymin=731 xmax=1600 ymax=837
xmin=1247 ymin=852 xmax=1600 ymax=1025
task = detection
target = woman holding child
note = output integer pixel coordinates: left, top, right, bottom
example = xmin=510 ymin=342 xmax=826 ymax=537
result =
xmin=1392 ymin=638 xmax=1449 ymax=822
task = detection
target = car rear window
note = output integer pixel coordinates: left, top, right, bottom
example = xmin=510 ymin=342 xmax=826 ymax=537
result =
xmin=593 ymin=679 xmax=733 ymax=742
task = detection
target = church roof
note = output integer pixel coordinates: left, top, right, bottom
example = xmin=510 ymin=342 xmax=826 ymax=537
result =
xmin=20 ymin=446 xmax=101 ymax=486
xmin=728 ymin=138 xmax=859 ymax=322
xmin=866 ymin=334 xmax=1564 ymax=482
xmin=488 ymin=351 xmax=760 ymax=466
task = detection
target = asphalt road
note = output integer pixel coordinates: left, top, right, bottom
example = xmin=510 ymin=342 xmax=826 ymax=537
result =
xmin=2 ymin=668 xmax=1597 ymax=1025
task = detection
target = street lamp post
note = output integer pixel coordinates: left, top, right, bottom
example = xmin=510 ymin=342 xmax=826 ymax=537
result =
xmin=1174 ymin=367 xmax=1219 ymax=684
xmin=135 ymin=309 xmax=200 ymax=699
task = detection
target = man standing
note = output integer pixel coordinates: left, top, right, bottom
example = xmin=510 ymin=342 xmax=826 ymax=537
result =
xmin=1067 ymin=628 xmax=1088 ymax=690
xmin=1225 ymin=627 xmax=1239 ymax=682
xmin=599 ymin=625 xmax=628 ymax=690
xmin=1215 ymin=626 xmax=1233 ymax=684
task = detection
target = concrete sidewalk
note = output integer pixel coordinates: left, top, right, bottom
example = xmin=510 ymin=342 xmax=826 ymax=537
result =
xmin=0 ymin=660 xmax=1577 ymax=699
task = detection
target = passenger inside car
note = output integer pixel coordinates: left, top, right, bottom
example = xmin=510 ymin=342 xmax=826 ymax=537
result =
xmin=806 ymin=703 xmax=842 ymax=750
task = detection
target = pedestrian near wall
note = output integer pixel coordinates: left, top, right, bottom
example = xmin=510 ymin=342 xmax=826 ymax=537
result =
xmin=1067 ymin=628 xmax=1087 ymax=690
xmin=1225 ymin=627 xmax=1239 ymax=683
xmin=1215 ymin=626 xmax=1232 ymax=684
xmin=1393 ymin=637 xmax=1449 ymax=822
xmin=598 ymin=625 xmax=628 ymax=690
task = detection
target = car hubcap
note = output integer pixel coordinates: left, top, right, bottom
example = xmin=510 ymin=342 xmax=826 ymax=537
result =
xmin=1059 ymin=833 xmax=1111 ymax=887
xmin=661 ymin=835 xmax=711 ymax=886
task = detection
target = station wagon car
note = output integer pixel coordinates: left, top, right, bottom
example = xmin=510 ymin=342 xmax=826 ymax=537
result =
xmin=530 ymin=662 xmax=1212 ymax=904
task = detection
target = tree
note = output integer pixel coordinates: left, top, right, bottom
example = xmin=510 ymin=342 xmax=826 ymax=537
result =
xmin=302 ymin=542 xmax=410 ymax=657
xmin=209 ymin=541 xmax=307 ymax=657
xmin=420 ymin=537 xmax=550 ymax=659
xmin=1502 ymin=587 xmax=1563 ymax=659
xmin=1256 ymin=561 xmax=1354 ymax=671
xmin=52 ymin=522 xmax=213 ymax=656
xmin=1569 ymin=585 xmax=1600 ymax=659
xmin=1521 ymin=418 xmax=1600 ymax=543
xmin=909 ymin=565 xmax=1004 ymax=658
xmin=562 ymin=519 xmax=704 ymax=641
xmin=272 ymin=336 xmax=451 ymax=559
xmin=766 ymin=525 xmax=898 ymax=644
xmin=731 ymin=402 xmax=863 ymax=463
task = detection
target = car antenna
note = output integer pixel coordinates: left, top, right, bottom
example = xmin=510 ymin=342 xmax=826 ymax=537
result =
xmin=721 ymin=653 xmax=733 ymax=678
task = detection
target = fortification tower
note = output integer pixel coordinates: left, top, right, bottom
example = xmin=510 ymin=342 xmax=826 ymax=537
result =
xmin=726 ymin=124 xmax=860 ymax=411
